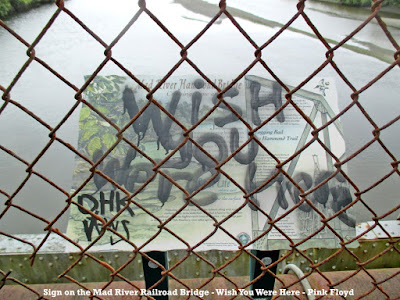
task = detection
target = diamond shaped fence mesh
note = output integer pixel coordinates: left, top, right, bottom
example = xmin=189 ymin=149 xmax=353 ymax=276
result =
xmin=1 ymin=0 xmax=400 ymax=299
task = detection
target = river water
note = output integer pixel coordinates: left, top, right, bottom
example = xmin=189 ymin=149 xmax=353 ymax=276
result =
xmin=0 ymin=0 xmax=399 ymax=234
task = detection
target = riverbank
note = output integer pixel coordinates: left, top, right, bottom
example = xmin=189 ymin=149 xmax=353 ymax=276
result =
xmin=309 ymin=0 xmax=400 ymax=28
xmin=175 ymin=0 xmax=397 ymax=64
xmin=315 ymin=0 xmax=400 ymax=7
xmin=0 ymin=0 xmax=53 ymax=19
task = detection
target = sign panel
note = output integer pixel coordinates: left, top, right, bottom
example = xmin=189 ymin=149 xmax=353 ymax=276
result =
xmin=66 ymin=75 xmax=355 ymax=251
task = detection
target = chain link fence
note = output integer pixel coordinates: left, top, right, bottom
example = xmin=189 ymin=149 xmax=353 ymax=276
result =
xmin=1 ymin=0 xmax=400 ymax=299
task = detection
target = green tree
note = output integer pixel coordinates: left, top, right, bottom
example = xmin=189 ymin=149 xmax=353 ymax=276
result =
xmin=0 ymin=0 xmax=12 ymax=18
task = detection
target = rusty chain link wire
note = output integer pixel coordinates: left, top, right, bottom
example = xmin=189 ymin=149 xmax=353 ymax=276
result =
xmin=1 ymin=0 xmax=400 ymax=299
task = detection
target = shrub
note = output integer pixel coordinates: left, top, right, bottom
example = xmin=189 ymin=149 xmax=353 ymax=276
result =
xmin=0 ymin=0 xmax=12 ymax=18
xmin=10 ymin=0 xmax=32 ymax=12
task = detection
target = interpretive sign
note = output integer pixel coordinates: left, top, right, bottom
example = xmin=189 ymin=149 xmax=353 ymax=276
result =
xmin=66 ymin=75 xmax=355 ymax=251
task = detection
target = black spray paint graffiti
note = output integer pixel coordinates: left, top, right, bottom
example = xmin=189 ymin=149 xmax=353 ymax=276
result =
xmin=83 ymin=78 xmax=354 ymax=243
xmin=123 ymin=88 xmax=183 ymax=153
xmin=245 ymin=164 xmax=355 ymax=227
xmin=109 ymin=80 xmax=267 ymax=203
xmin=78 ymin=191 xmax=134 ymax=243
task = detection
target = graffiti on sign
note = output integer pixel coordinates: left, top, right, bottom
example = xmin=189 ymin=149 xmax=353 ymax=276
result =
xmin=66 ymin=75 xmax=355 ymax=251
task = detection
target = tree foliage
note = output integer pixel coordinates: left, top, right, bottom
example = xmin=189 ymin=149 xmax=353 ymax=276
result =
xmin=0 ymin=0 xmax=52 ymax=18
xmin=0 ymin=0 xmax=12 ymax=18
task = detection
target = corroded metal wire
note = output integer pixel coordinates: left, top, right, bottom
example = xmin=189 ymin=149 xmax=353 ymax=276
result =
xmin=0 ymin=0 xmax=399 ymax=299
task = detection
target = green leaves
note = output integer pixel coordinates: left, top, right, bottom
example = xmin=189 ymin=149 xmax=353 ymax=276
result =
xmin=78 ymin=75 xmax=130 ymax=157
xmin=0 ymin=0 xmax=54 ymax=18
xmin=81 ymin=120 xmax=100 ymax=141
xmin=102 ymin=133 xmax=117 ymax=149
xmin=97 ymin=106 xmax=110 ymax=114
xmin=79 ymin=106 xmax=91 ymax=122
xmin=83 ymin=75 xmax=126 ymax=104
xmin=88 ymin=137 xmax=102 ymax=156
xmin=0 ymin=1 xmax=12 ymax=19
